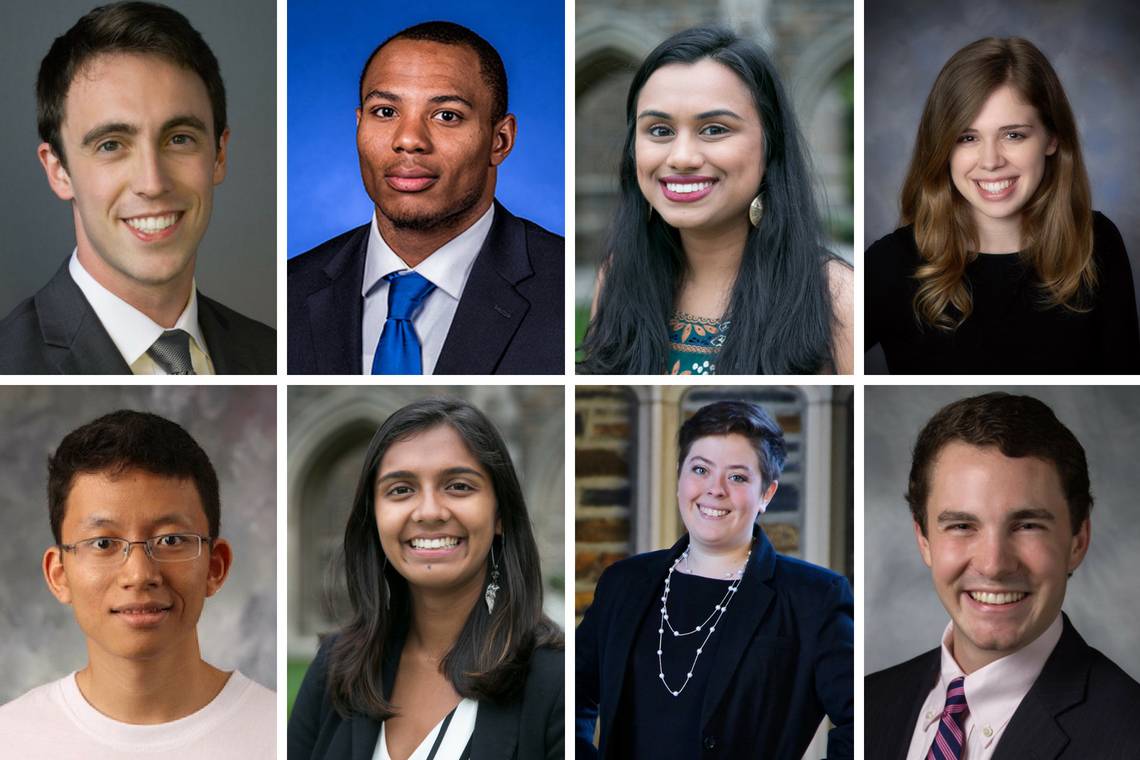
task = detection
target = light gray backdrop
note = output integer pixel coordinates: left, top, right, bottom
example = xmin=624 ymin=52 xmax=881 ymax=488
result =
xmin=0 ymin=0 xmax=276 ymax=326
xmin=865 ymin=385 xmax=1140 ymax=680
xmin=864 ymin=0 xmax=1140 ymax=372
xmin=0 ymin=385 xmax=276 ymax=702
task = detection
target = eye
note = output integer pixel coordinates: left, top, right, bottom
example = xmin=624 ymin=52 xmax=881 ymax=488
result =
xmin=691 ymin=464 xmax=708 ymax=475
xmin=1014 ymin=522 xmax=1045 ymax=531
xmin=1004 ymin=131 xmax=1026 ymax=141
xmin=956 ymin=134 xmax=976 ymax=144
xmin=384 ymin=484 xmax=414 ymax=498
xmin=434 ymin=110 xmax=463 ymax=123
xmin=84 ymin=537 xmax=121 ymax=555
xmin=700 ymin=124 xmax=730 ymax=137
xmin=372 ymin=106 xmax=397 ymax=118
xmin=647 ymin=125 xmax=674 ymax=138
xmin=169 ymin=133 xmax=196 ymax=147
xmin=155 ymin=534 xmax=186 ymax=547
xmin=447 ymin=481 xmax=476 ymax=493
xmin=96 ymin=140 xmax=122 ymax=153
xmin=944 ymin=523 xmax=973 ymax=533
xmin=728 ymin=473 xmax=749 ymax=483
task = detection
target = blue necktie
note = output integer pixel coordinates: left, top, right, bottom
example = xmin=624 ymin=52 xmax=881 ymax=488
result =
xmin=372 ymin=271 xmax=436 ymax=374
xmin=927 ymin=676 xmax=969 ymax=759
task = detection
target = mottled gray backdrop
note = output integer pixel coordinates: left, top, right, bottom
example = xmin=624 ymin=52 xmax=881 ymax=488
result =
xmin=864 ymin=0 xmax=1140 ymax=371
xmin=0 ymin=0 xmax=276 ymax=325
xmin=865 ymin=386 xmax=1140 ymax=680
xmin=0 ymin=386 xmax=276 ymax=702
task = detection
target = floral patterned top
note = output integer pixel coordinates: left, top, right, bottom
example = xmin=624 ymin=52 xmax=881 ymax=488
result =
xmin=667 ymin=312 xmax=729 ymax=375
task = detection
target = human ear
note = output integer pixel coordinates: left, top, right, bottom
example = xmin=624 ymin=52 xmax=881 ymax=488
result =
xmin=204 ymin=538 xmax=234 ymax=597
xmin=38 ymin=143 xmax=75 ymax=201
xmin=758 ymin=480 xmax=779 ymax=514
xmin=914 ymin=521 xmax=933 ymax=568
xmin=489 ymin=113 xmax=516 ymax=166
xmin=1045 ymin=134 xmax=1058 ymax=156
xmin=1067 ymin=517 xmax=1090 ymax=573
xmin=43 ymin=545 xmax=73 ymax=604
xmin=212 ymin=128 xmax=231 ymax=185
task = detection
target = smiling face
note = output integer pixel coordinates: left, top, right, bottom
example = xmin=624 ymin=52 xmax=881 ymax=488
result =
xmin=949 ymin=84 xmax=1057 ymax=249
xmin=916 ymin=442 xmax=1088 ymax=673
xmin=676 ymin=434 xmax=777 ymax=553
xmin=356 ymin=39 xmax=514 ymax=238
xmin=635 ymin=58 xmax=764 ymax=236
xmin=373 ymin=424 xmax=499 ymax=594
xmin=43 ymin=469 xmax=230 ymax=664
xmin=38 ymin=52 xmax=227 ymax=298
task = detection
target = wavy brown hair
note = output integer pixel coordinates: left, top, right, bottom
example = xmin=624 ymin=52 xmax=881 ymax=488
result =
xmin=900 ymin=37 xmax=1094 ymax=330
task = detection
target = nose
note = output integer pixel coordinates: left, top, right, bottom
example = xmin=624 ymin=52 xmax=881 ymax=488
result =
xmin=130 ymin=144 xmax=173 ymax=198
xmin=118 ymin=541 xmax=163 ymax=587
xmin=973 ymin=529 xmax=1020 ymax=579
xmin=413 ymin=488 xmax=451 ymax=523
xmin=667 ymin=131 xmax=703 ymax=172
xmin=706 ymin=475 xmax=728 ymax=499
xmin=978 ymin=138 xmax=1005 ymax=172
xmin=392 ymin=116 xmax=431 ymax=154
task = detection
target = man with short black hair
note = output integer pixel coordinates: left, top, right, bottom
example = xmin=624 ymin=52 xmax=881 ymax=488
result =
xmin=0 ymin=1 xmax=275 ymax=374
xmin=0 ymin=410 xmax=275 ymax=757
xmin=866 ymin=392 xmax=1140 ymax=759
xmin=288 ymin=21 xmax=563 ymax=375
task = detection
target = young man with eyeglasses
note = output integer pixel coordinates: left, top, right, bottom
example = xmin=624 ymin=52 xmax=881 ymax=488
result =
xmin=0 ymin=410 xmax=274 ymax=757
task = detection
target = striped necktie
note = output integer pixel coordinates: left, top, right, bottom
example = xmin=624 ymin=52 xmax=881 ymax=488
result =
xmin=927 ymin=676 xmax=969 ymax=759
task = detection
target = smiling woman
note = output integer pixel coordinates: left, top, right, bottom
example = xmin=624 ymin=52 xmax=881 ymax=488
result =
xmin=288 ymin=398 xmax=563 ymax=760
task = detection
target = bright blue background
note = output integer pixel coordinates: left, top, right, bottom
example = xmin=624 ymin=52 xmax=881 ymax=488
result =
xmin=287 ymin=0 xmax=565 ymax=257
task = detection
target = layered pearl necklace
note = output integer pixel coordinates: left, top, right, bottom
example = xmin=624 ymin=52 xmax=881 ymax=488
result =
xmin=656 ymin=545 xmax=750 ymax=697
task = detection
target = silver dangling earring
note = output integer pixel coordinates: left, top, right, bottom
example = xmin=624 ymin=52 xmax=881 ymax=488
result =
xmin=748 ymin=194 xmax=764 ymax=227
xmin=484 ymin=539 xmax=501 ymax=614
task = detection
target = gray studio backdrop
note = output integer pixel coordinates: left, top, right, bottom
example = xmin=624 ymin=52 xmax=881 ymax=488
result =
xmin=0 ymin=385 xmax=276 ymax=702
xmin=865 ymin=386 xmax=1140 ymax=680
xmin=864 ymin=0 xmax=1140 ymax=372
xmin=0 ymin=0 xmax=276 ymax=326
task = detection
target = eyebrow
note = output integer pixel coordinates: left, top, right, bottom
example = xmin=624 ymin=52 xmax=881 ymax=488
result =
xmin=936 ymin=508 xmax=1056 ymax=524
xmin=80 ymin=114 xmax=209 ymax=148
xmin=79 ymin=513 xmax=195 ymax=531
xmin=689 ymin=455 xmax=755 ymax=471
xmin=377 ymin=466 xmax=486 ymax=482
xmin=362 ymin=90 xmax=474 ymax=109
xmin=636 ymin=108 xmax=744 ymax=122
xmin=959 ymin=123 xmax=1035 ymax=133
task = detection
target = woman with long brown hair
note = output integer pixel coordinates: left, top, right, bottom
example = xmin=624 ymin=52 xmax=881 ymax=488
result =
xmin=866 ymin=37 xmax=1140 ymax=373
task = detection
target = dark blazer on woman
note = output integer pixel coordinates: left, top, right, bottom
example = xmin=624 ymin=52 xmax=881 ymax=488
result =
xmin=575 ymin=526 xmax=854 ymax=759
xmin=288 ymin=635 xmax=563 ymax=760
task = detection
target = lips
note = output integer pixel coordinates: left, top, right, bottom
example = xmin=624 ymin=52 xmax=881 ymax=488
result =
xmin=112 ymin=601 xmax=173 ymax=628
xmin=660 ymin=175 xmax=717 ymax=203
xmin=121 ymin=211 xmax=184 ymax=242
xmin=385 ymin=166 xmax=439 ymax=193
xmin=696 ymin=503 xmax=729 ymax=519
xmin=972 ymin=176 xmax=1018 ymax=201
xmin=966 ymin=590 xmax=1029 ymax=607
xmin=405 ymin=535 xmax=464 ymax=555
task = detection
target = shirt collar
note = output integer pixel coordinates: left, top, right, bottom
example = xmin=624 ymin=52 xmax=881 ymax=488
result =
xmin=68 ymin=251 xmax=209 ymax=365
xmin=362 ymin=204 xmax=494 ymax=300
xmin=921 ymin=613 xmax=1063 ymax=739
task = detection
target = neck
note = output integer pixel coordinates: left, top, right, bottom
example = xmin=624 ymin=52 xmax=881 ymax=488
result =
xmin=684 ymin=535 xmax=752 ymax=579
xmin=973 ymin=213 xmax=1022 ymax=253
xmin=406 ymin=568 xmax=486 ymax=660
xmin=375 ymin=196 xmax=493 ymax=268
xmin=75 ymin=246 xmax=193 ymax=328
xmin=677 ymin=223 xmax=747 ymax=315
xmin=76 ymin=632 xmax=227 ymax=724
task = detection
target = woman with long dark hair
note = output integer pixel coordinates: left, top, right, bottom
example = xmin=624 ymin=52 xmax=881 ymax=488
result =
xmin=866 ymin=37 xmax=1140 ymax=373
xmin=579 ymin=26 xmax=853 ymax=376
xmin=289 ymin=399 xmax=563 ymax=759
xmin=576 ymin=401 xmax=854 ymax=758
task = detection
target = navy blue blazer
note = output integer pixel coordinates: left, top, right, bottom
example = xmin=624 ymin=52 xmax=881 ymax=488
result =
xmin=576 ymin=527 xmax=854 ymax=759
xmin=865 ymin=614 xmax=1140 ymax=759
xmin=0 ymin=258 xmax=275 ymax=374
xmin=288 ymin=635 xmax=563 ymax=760
xmin=287 ymin=202 xmax=563 ymax=374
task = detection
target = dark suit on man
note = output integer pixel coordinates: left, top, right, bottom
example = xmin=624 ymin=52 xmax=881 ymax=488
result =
xmin=287 ymin=201 xmax=563 ymax=374
xmin=0 ymin=258 xmax=275 ymax=374
xmin=865 ymin=614 xmax=1140 ymax=759
xmin=576 ymin=527 xmax=854 ymax=759
xmin=288 ymin=635 xmax=563 ymax=760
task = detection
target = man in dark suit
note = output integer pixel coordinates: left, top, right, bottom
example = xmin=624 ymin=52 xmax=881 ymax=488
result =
xmin=0 ymin=2 xmax=274 ymax=375
xmin=866 ymin=393 xmax=1140 ymax=759
xmin=288 ymin=21 xmax=563 ymax=375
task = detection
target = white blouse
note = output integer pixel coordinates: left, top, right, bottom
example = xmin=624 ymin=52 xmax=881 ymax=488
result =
xmin=373 ymin=698 xmax=478 ymax=760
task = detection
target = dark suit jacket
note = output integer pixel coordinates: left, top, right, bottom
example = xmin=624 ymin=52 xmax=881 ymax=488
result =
xmin=0 ymin=258 xmax=275 ymax=374
xmin=865 ymin=614 xmax=1140 ymax=759
xmin=576 ymin=527 xmax=854 ymax=759
xmin=287 ymin=201 xmax=563 ymax=374
xmin=288 ymin=636 xmax=563 ymax=760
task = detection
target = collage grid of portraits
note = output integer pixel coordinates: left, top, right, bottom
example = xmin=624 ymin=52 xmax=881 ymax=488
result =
xmin=2 ymin=0 xmax=1139 ymax=758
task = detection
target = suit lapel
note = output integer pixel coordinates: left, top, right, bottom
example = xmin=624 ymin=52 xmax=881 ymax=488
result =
xmin=434 ymin=202 xmax=532 ymax=374
xmin=994 ymin=615 xmax=1086 ymax=760
xmin=307 ymin=227 xmax=367 ymax=374
xmin=350 ymin=715 xmax=382 ymax=760
xmin=879 ymin=653 xmax=938 ymax=760
xmin=35 ymin=259 xmax=129 ymax=374
xmin=468 ymin=697 xmax=520 ymax=760
xmin=197 ymin=294 xmax=251 ymax=374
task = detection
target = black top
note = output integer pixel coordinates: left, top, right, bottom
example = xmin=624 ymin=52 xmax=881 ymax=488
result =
xmin=610 ymin=572 xmax=733 ymax=756
xmin=865 ymin=212 xmax=1140 ymax=374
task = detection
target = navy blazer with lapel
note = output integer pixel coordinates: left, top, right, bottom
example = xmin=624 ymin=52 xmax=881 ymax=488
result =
xmin=0 ymin=258 xmax=275 ymax=374
xmin=287 ymin=201 xmax=563 ymax=375
xmin=288 ymin=635 xmax=563 ymax=760
xmin=576 ymin=527 xmax=854 ymax=759
xmin=865 ymin=614 xmax=1140 ymax=759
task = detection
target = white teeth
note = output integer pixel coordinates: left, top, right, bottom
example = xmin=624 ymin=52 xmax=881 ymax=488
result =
xmin=125 ymin=213 xmax=179 ymax=233
xmin=977 ymin=179 xmax=1013 ymax=193
xmin=969 ymin=591 xmax=1026 ymax=605
xmin=665 ymin=181 xmax=713 ymax=194
xmin=698 ymin=505 xmax=728 ymax=518
xmin=410 ymin=537 xmax=460 ymax=549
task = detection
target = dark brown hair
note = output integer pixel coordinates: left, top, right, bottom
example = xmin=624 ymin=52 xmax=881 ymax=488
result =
xmin=678 ymin=400 xmax=787 ymax=489
xmin=37 ymin=1 xmax=228 ymax=167
xmin=906 ymin=392 xmax=1091 ymax=535
xmin=48 ymin=410 xmax=220 ymax=543
xmin=326 ymin=398 xmax=561 ymax=720
xmin=901 ymin=37 xmax=1094 ymax=330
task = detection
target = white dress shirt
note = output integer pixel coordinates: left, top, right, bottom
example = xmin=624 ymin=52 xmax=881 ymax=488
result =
xmin=361 ymin=205 xmax=493 ymax=375
xmin=905 ymin=614 xmax=1064 ymax=759
xmin=69 ymin=253 xmax=214 ymax=374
